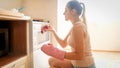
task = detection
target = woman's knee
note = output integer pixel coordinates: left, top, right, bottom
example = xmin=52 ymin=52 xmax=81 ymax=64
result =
xmin=48 ymin=58 xmax=73 ymax=68
xmin=48 ymin=58 xmax=53 ymax=66
xmin=48 ymin=58 xmax=60 ymax=67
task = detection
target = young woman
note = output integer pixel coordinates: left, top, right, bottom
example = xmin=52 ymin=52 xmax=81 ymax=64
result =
xmin=41 ymin=0 xmax=96 ymax=68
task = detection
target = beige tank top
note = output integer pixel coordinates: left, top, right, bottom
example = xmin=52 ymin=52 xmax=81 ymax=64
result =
xmin=68 ymin=21 xmax=94 ymax=67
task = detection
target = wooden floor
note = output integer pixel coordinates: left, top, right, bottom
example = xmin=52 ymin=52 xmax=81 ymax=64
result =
xmin=92 ymin=51 xmax=120 ymax=68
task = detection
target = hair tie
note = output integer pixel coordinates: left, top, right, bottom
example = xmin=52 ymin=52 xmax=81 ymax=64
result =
xmin=79 ymin=2 xmax=84 ymax=8
xmin=79 ymin=2 xmax=85 ymax=17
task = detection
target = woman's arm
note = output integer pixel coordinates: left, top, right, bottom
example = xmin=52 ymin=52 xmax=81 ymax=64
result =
xmin=52 ymin=31 xmax=67 ymax=48
xmin=41 ymin=25 xmax=84 ymax=60
xmin=47 ymin=25 xmax=71 ymax=48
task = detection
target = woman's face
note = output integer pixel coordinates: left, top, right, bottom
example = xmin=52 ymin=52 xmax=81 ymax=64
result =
xmin=63 ymin=6 xmax=72 ymax=21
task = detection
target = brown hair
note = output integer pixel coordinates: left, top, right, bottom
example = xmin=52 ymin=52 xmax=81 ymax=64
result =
xmin=67 ymin=0 xmax=84 ymax=16
xmin=67 ymin=0 xmax=86 ymax=24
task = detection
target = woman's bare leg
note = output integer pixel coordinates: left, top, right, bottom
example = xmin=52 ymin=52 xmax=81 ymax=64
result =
xmin=49 ymin=57 xmax=73 ymax=68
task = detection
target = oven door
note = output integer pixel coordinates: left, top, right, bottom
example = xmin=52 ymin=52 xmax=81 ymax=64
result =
xmin=32 ymin=21 xmax=50 ymax=68
xmin=32 ymin=21 xmax=50 ymax=51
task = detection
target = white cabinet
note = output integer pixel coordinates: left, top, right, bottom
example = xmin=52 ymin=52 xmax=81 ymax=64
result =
xmin=1 ymin=56 xmax=27 ymax=68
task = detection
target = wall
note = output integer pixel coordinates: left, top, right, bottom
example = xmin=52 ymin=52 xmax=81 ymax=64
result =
xmin=84 ymin=0 xmax=120 ymax=51
xmin=22 ymin=0 xmax=57 ymax=45
xmin=58 ymin=0 xmax=120 ymax=51
xmin=88 ymin=23 xmax=120 ymax=51
xmin=0 ymin=0 xmax=23 ymax=10
xmin=57 ymin=0 xmax=72 ymax=39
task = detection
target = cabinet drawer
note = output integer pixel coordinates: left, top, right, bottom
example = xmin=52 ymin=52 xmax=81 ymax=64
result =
xmin=1 ymin=56 xmax=27 ymax=68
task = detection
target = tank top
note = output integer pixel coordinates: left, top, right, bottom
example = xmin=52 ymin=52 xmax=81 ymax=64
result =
xmin=68 ymin=21 xmax=94 ymax=67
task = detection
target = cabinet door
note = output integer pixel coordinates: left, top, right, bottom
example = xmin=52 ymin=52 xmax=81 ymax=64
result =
xmin=1 ymin=56 xmax=27 ymax=68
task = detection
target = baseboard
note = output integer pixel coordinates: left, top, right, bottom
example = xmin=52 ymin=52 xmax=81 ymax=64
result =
xmin=92 ymin=50 xmax=120 ymax=53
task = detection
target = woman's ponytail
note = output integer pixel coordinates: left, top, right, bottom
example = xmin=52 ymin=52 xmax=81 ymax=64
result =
xmin=80 ymin=2 xmax=85 ymax=17
xmin=80 ymin=2 xmax=86 ymax=25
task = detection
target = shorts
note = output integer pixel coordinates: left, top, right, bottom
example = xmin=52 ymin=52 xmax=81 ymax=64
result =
xmin=73 ymin=64 xmax=96 ymax=68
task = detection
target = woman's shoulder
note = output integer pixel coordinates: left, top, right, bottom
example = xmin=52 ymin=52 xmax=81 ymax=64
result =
xmin=73 ymin=21 xmax=85 ymax=29
xmin=72 ymin=21 xmax=87 ymax=33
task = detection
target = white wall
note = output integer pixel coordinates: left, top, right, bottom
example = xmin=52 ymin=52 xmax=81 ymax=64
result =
xmin=0 ymin=0 xmax=23 ymax=10
xmin=58 ymin=0 xmax=120 ymax=51
xmin=57 ymin=0 xmax=72 ymax=39
xmin=88 ymin=23 xmax=120 ymax=51
xmin=84 ymin=0 xmax=120 ymax=51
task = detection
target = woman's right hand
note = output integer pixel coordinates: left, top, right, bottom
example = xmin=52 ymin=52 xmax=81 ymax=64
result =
xmin=41 ymin=25 xmax=55 ymax=33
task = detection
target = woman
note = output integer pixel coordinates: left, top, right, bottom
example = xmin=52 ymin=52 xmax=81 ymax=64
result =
xmin=41 ymin=0 xmax=96 ymax=68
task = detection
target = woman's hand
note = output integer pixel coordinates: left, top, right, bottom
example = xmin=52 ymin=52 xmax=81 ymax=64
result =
xmin=41 ymin=25 xmax=55 ymax=33
xmin=41 ymin=43 xmax=65 ymax=60
xmin=46 ymin=25 xmax=55 ymax=32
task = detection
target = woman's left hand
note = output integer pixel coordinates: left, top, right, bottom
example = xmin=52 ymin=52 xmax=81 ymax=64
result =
xmin=41 ymin=43 xmax=65 ymax=61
